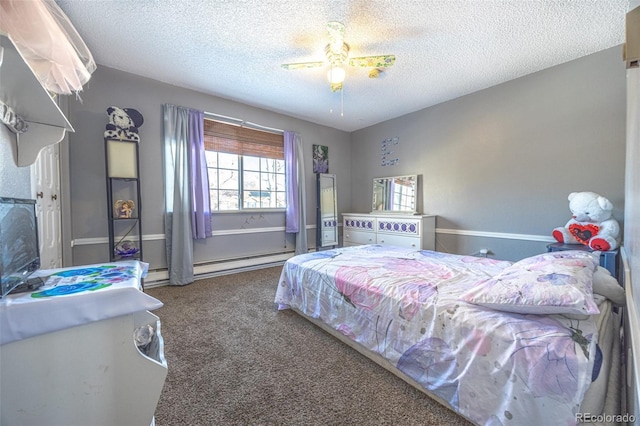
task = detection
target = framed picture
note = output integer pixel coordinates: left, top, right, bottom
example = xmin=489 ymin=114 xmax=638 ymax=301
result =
xmin=313 ymin=144 xmax=328 ymax=173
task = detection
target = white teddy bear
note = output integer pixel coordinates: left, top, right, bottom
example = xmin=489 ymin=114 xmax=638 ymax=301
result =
xmin=552 ymin=191 xmax=620 ymax=251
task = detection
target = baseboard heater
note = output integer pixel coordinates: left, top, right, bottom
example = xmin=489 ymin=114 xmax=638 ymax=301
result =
xmin=144 ymin=251 xmax=296 ymax=287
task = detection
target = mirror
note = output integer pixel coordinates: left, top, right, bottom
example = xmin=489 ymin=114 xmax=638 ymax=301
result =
xmin=372 ymin=175 xmax=418 ymax=214
xmin=317 ymin=173 xmax=338 ymax=247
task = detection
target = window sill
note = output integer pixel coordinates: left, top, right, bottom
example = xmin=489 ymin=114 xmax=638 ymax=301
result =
xmin=211 ymin=208 xmax=286 ymax=214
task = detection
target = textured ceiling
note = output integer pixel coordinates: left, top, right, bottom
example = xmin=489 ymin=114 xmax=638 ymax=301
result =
xmin=56 ymin=0 xmax=628 ymax=132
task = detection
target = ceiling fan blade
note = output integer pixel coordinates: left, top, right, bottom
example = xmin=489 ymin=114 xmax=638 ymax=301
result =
xmin=327 ymin=21 xmax=345 ymax=53
xmin=348 ymin=55 xmax=396 ymax=68
xmin=281 ymin=61 xmax=326 ymax=70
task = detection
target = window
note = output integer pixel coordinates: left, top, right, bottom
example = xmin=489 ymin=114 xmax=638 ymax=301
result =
xmin=204 ymin=119 xmax=285 ymax=211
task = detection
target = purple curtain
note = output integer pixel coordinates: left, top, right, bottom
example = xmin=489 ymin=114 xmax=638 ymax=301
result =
xmin=284 ymin=131 xmax=299 ymax=233
xmin=188 ymin=109 xmax=212 ymax=239
xmin=284 ymin=131 xmax=307 ymax=254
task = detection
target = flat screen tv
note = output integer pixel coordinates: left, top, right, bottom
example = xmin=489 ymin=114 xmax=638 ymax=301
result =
xmin=0 ymin=197 xmax=40 ymax=298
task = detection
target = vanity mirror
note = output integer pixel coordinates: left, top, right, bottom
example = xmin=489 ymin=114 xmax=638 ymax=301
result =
xmin=372 ymin=175 xmax=419 ymax=214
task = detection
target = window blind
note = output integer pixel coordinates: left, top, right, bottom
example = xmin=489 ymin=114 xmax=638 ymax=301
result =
xmin=203 ymin=119 xmax=284 ymax=159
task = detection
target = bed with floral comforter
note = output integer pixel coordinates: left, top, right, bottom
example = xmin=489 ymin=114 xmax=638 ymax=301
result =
xmin=275 ymin=245 xmax=602 ymax=426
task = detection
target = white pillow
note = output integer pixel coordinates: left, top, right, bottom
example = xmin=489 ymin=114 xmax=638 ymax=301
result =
xmin=460 ymin=251 xmax=600 ymax=315
xmin=592 ymin=266 xmax=625 ymax=306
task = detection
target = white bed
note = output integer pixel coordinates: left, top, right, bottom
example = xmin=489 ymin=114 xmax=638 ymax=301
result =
xmin=275 ymin=245 xmax=627 ymax=425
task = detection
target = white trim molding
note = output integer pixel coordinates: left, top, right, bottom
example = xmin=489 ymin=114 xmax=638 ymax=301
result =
xmin=72 ymin=233 xmax=165 ymax=247
xmin=72 ymin=224 xmax=319 ymax=247
xmin=436 ymin=228 xmax=556 ymax=243
xmin=73 ymin=226 xmax=555 ymax=247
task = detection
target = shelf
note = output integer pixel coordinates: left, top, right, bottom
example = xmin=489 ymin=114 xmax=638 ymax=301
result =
xmin=0 ymin=35 xmax=74 ymax=167
xmin=109 ymin=177 xmax=139 ymax=182
xmin=114 ymin=255 xmax=142 ymax=262
xmin=106 ymin=139 xmax=142 ymax=262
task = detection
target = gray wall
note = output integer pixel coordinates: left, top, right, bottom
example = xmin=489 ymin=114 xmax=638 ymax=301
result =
xmin=66 ymin=66 xmax=352 ymax=269
xmin=350 ymin=46 xmax=626 ymax=261
xmin=1 ymin=45 xmax=626 ymax=269
xmin=0 ymin=125 xmax=32 ymax=199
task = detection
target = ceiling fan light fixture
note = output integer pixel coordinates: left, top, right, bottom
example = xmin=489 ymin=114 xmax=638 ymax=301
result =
xmin=280 ymin=21 xmax=395 ymax=94
xmin=325 ymin=43 xmax=349 ymax=64
xmin=328 ymin=66 xmax=346 ymax=84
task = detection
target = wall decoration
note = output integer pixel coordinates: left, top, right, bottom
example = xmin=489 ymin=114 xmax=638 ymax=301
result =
xmin=104 ymin=106 xmax=144 ymax=141
xmin=381 ymin=136 xmax=399 ymax=166
xmin=313 ymin=144 xmax=329 ymax=173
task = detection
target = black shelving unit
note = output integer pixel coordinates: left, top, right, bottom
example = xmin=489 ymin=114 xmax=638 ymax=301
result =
xmin=105 ymin=138 xmax=143 ymax=263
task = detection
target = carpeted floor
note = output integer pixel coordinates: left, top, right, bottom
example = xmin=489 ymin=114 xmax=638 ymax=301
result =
xmin=146 ymin=266 xmax=473 ymax=426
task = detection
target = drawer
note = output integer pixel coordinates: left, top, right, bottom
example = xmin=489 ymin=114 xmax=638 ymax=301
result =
xmin=343 ymin=216 xmax=376 ymax=232
xmin=376 ymin=234 xmax=421 ymax=249
xmin=344 ymin=229 xmax=376 ymax=245
xmin=376 ymin=218 xmax=421 ymax=237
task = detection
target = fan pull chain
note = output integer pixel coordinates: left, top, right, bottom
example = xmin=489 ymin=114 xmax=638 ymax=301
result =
xmin=329 ymin=87 xmax=344 ymax=117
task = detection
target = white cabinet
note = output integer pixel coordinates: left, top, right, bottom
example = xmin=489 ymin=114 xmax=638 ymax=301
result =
xmin=0 ymin=261 xmax=167 ymax=426
xmin=0 ymin=311 xmax=167 ymax=426
xmin=343 ymin=213 xmax=436 ymax=250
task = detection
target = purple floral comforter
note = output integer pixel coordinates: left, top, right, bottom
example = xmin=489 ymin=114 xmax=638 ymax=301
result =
xmin=275 ymin=245 xmax=597 ymax=426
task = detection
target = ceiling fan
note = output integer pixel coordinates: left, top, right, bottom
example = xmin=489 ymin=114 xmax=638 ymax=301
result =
xmin=281 ymin=21 xmax=396 ymax=92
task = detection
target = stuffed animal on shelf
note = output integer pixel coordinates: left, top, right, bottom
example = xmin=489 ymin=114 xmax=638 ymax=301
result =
xmin=114 ymin=199 xmax=135 ymax=218
xmin=104 ymin=106 xmax=144 ymax=141
xmin=552 ymin=191 xmax=620 ymax=251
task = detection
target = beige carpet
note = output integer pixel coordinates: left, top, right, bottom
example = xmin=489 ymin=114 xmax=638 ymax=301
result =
xmin=146 ymin=266 xmax=473 ymax=426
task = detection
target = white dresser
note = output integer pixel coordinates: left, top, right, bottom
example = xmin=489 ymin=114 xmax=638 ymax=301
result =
xmin=343 ymin=213 xmax=436 ymax=250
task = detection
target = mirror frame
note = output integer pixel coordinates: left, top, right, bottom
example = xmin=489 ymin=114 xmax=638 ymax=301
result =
xmin=371 ymin=175 xmax=419 ymax=214
xmin=316 ymin=173 xmax=338 ymax=247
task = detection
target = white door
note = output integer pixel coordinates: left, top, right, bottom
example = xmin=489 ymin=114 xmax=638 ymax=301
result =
xmin=31 ymin=144 xmax=62 ymax=269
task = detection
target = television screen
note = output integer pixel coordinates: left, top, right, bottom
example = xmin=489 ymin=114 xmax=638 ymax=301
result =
xmin=0 ymin=197 xmax=40 ymax=298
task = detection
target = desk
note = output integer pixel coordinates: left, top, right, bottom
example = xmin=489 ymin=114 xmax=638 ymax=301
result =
xmin=0 ymin=261 xmax=167 ymax=426
xmin=547 ymin=242 xmax=619 ymax=279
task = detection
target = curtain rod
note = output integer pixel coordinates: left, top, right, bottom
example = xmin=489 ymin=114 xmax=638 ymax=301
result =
xmin=204 ymin=111 xmax=284 ymax=135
